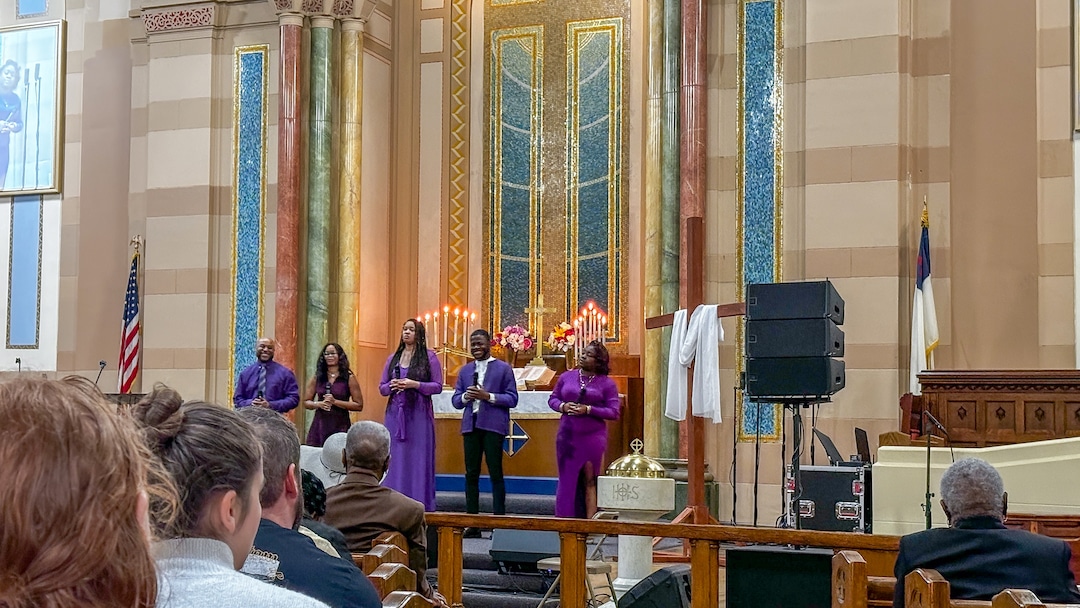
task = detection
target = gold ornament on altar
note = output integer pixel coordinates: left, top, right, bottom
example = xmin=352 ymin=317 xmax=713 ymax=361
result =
xmin=606 ymin=438 xmax=667 ymax=479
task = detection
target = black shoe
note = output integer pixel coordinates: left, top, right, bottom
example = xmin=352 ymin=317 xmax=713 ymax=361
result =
xmin=463 ymin=527 xmax=482 ymax=539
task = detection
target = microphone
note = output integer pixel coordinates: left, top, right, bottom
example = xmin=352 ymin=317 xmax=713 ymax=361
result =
xmin=472 ymin=371 xmax=480 ymax=388
xmin=14 ymin=357 xmax=20 ymax=372
xmin=33 ymin=63 xmax=39 ymax=81
xmin=391 ymin=364 xmax=401 ymax=393
xmin=578 ymin=387 xmax=586 ymax=404
xmin=923 ymin=410 xmax=949 ymax=437
xmin=94 ymin=360 xmax=106 ymax=386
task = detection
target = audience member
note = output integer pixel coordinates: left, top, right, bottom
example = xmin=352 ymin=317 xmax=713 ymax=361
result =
xmin=300 ymin=469 xmax=354 ymax=561
xmin=325 ymin=421 xmax=447 ymax=607
xmin=0 ymin=377 xmax=162 ymax=607
xmin=132 ymin=386 xmax=327 ymax=608
xmin=300 ymin=431 xmax=348 ymax=489
xmin=238 ymin=407 xmax=380 ymax=608
xmin=893 ymin=457 xmax=1080 ymax=607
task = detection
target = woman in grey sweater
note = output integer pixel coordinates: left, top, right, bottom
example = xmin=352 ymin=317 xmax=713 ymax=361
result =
xmin=133 ymin=386 xmax=328 ymax=608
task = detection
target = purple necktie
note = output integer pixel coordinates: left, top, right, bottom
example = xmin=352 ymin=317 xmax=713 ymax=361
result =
xmin=257 ymin=365 xmax=267 ymax=397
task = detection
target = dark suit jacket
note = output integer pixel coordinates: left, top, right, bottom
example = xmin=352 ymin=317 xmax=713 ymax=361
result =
xmin=451 ymin=358 xmax=518 ymax=435
xmin=893 ymin=516 xmax=1080 ymax=608
xmin=324 ymin=468 xmax=431 ymax=597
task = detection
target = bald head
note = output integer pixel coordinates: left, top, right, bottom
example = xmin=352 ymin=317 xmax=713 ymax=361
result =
xmin=256 ymin=337 xmax=276 ymax=362
xmin=940 ymin=458 xmax=1006 ymax=523
xmin=345 ymin=421 xmax=391 ymax=472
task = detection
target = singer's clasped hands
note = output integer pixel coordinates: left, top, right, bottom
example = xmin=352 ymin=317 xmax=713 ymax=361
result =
xmin=388 ymin=378 xmax=420 ymax=391
xmin=559 ymin=401 xmax=590 ymax=416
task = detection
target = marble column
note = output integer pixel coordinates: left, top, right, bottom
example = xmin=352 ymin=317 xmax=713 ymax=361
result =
xmin=305 ymin=15 xmax=334 ymax=395
xmin=336 ymin=17 xmax=365 ymax=374
xmin=275 ymin=8 xmax=303 ymax=410
xmin=660 ymin=0 xmax=682 ymax=459
xmin=644 ymin=0 xmax=665 ymax=457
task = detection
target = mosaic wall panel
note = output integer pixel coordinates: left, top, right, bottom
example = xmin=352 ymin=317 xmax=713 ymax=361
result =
xmin=737 ymin=0 xmax=783 ymax=441
xmin=566 ymin=17 xmax=622 ymax=338
xmin=7 ymin=194 xmax=41 ymax=348
xmin=489 ymin=26 xmax=544 ymax=330
xmin=228 ymin=45 xmax=268 ymax=398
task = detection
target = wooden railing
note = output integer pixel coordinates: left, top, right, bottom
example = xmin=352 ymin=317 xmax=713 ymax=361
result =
xmin=426 ymin=512 xmax=901 ymax=608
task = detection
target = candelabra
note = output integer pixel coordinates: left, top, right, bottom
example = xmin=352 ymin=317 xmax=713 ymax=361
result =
xmin=573 ymin=301 xmax=608 ymax=361
xmin=419 ymin=305 xmax=477 ymax=385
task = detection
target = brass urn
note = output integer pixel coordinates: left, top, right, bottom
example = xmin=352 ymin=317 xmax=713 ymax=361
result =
xmin=606 ymin=438 xmax=667 ymax=479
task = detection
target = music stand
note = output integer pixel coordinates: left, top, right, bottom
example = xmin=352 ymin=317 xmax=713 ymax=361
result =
xmin=812 ymin=428 xmax=845 ymax=466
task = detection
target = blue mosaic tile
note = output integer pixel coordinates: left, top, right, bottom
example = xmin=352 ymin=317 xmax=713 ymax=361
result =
xmin=232 ymin=48 xmax=266 ymax=383
xmin=741 ymin=1 xmax=780 ymax=439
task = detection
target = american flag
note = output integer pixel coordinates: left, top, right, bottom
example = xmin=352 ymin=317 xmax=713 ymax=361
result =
xmin=118 ymin=253 xmax=141 ymax=393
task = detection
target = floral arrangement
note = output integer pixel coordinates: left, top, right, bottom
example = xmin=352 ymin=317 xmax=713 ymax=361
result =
xmin=547 ymin=321 xmax=576 ymax=353
xmin=494 ymin=324 xmax=534 ymax=352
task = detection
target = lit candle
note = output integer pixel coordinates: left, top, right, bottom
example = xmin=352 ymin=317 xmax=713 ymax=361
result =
xmin=443 ymin=306 xmax=450 ymax=347
xmin=453 ymin=308 xmax=460 ymax=348
xmin=573 ymin=319 xmax=580 ymax=360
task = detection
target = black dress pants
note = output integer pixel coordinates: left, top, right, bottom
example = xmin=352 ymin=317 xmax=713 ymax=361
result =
xmin=463 ymin=428 xmax=506 ymax=515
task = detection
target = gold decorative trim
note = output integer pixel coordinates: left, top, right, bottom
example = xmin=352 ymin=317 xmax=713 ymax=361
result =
xmin=447 ymin=0 xmax=470 ymax=305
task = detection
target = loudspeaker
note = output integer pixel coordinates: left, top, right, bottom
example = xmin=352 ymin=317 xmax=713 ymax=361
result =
xmin=746 ymin=318 xmax=844 ymax=358
xmin=617 ymin=564 xmax=691 ymax=608
xmin=746 ymin=281 xmax=845 ymax=324
xmin=745 ymin=357 xmax=845 ymax=398
xmin=488 ymin=530 xmax=560 ymax=569
xmin=726 ymin=545 xmax=832 ymax=607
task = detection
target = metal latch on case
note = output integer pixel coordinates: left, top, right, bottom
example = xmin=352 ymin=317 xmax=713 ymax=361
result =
xmin=836 ymin=502 xmax=861 ymax=520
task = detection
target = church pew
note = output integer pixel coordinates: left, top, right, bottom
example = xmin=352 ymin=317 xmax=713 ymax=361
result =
xmin=375 ymin=531 xmax=410 ymax=555
xmin=368 ymin=562 xmax=418 ymax=599
xmin=380 ymin=590 xmax=431 ymax=608
xmin=354 ymin=542 xmax=409 ymax=575
xmin=834 ymin=552 xmax=1080 ymax=608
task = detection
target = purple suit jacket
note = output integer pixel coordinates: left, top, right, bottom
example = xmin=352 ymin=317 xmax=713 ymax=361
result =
xmin=451 ymin=358 xmax=518 ymax=435
xmin=233 ymin=360 xmax=300 ymax=413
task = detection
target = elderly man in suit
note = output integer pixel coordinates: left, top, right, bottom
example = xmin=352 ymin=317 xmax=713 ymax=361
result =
xmin=451 ymin=329 xmax=519 ymax=538
xmin=893 ymin=458 xmax=1080 ymax=607
xmin=324 ymin=421 xmax=447 ymax=608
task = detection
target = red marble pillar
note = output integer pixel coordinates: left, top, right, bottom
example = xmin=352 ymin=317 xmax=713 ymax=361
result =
xmin=680 ymin=0 xmax=709 ymax=520
xmin=275 ymin=13 xmax=303 ymax=401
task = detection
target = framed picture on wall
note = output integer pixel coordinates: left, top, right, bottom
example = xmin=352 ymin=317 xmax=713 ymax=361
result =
xmin=0 ymin=20 xmax=65 ymax=195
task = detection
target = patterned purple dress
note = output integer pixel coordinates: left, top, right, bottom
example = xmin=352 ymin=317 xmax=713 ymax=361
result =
xmin=379 ymin=349 xmax=442 ymax=511
xmin=547 ymin=369 xmax=621 ymax=518
xmin=305 ymin=374 xmax=352 ymax=447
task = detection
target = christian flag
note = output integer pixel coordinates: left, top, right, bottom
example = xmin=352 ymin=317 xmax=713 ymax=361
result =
xmin=118 ymin=252 xmax=141 ymax=394
xmin=909 ymin=203 xmax=939 ymax=395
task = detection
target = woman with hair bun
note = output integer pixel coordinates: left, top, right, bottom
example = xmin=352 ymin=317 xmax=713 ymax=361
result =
xmin=0 ymin=376 xmax=159 ymax=607
xmin=132 ymin=386 xmax=329 ymax=608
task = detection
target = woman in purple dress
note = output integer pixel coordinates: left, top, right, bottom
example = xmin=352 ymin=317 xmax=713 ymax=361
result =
xmin=303 ymin=342 xmax=364 ymax=446
xmin=548 ymin=340 xmax=621 ymax=518
xmin=379 ymin=318 xmax=443 ymax=511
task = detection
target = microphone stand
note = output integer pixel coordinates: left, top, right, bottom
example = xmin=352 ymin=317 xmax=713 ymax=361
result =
xmin=922 ymin=410 xmax=934 ymax=530
xmin=33 ymin=64 xmax=41 ymax=189
xmin=15 ymin=357 xmax=20 ymax=373
xmin=94 ymin=360 xmax=106 ymax=386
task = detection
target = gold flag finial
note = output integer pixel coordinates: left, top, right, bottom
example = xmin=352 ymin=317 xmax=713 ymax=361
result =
xmin=920 ymin=197 xmax=929 ymax=228
xmin=129 ymin=235 xmax=143 ymax=255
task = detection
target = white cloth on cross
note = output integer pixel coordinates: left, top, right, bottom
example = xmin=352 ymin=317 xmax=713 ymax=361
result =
xmin=664 ymin=304 xmax=723 ymax=423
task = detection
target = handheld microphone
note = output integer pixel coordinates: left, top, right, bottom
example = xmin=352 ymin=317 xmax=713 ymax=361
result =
xmin=391 ymin=364 xmax=401 ymax=393
xmin=95 ymin=360 xmax=106 ymax=386
xmin=472 ymin=371 xmax=480 ymax=388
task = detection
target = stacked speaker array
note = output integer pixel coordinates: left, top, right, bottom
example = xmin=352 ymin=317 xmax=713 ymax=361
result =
xmin=745 ymin=281 xmax=846 ymax=400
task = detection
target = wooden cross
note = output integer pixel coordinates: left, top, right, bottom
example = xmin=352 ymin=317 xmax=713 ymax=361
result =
xmin=524 ymin=292 xmax=558 ymax=366
xmin=644 ymin=217 xmax=745 ymax=526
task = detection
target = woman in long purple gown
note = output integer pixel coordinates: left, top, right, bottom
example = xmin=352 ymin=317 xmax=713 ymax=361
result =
xmin=303 ymin=342 xmax=364 ymax=446
xmin=379 ymin=318 xmax=442 ymax=511
xmin=547 ymin=340 xmax=621 ymax=518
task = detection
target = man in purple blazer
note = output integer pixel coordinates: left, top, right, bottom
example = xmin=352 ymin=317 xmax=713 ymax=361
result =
xmin=452 ymin=329 xmax=518 ymax=536
xmin=234 ymin=337 xmax=301 ymax=413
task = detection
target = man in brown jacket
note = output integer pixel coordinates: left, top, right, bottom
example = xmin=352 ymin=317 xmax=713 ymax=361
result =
xmin=324 ymin=421 xmax=445 ymax=606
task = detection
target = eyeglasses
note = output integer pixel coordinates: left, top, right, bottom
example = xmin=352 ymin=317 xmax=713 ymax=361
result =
xmin=323 ymin=351 xmax=339 ymax=357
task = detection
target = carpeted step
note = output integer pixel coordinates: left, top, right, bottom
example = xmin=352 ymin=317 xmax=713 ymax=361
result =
xmin=435 ymin=491 xmax=556 ymax=516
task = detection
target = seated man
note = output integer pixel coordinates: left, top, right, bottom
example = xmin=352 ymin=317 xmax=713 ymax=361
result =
xmin=238 ymin=408 xmax=380 ymax=608
xmin=325 ymin=421 xmax=445 ymax=606
xmin=893 ymin=458 xmax=1080 ymax=607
